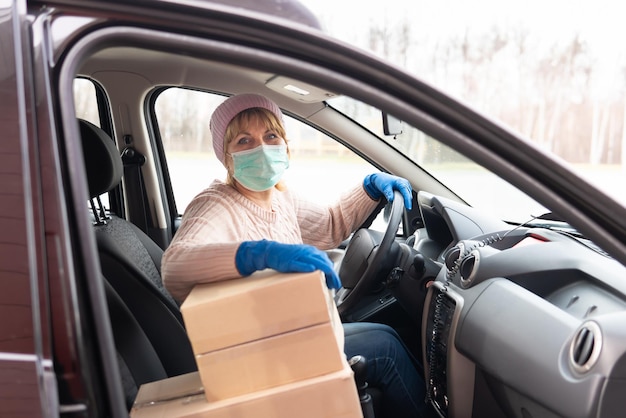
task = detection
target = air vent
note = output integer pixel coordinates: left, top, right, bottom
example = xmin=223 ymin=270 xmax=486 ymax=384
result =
xmin=444 ymin=243 xmax=464 ymax=272
xmin=569 ymin=321 xmax=602 ymax=374
xmin=459 ymin=250 xmax=479 ymax=288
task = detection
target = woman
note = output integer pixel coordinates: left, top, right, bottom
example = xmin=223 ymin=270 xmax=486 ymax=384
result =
xmin=162 ymin=93 xmax=426 ymax=418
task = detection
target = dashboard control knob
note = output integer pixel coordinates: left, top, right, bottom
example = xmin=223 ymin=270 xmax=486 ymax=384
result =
xmin=413 ymin=253 xmax=425 ymax=276
xmin=385 ymin=267 xmax=403 ymax=288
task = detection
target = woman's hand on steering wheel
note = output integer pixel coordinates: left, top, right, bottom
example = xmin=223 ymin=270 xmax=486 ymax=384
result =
xmin=336 ymin=189 xmax=407 ymax=314
xmin=363 ymin=173 xmax=412 ymax=209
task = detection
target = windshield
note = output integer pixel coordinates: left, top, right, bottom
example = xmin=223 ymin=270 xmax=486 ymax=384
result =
xmin=327 ymin=96 xmax=547 ymax=223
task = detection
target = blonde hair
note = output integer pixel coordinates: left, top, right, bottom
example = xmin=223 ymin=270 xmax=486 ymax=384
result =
xmin=223 ymin=107 xmax=290 ymax=191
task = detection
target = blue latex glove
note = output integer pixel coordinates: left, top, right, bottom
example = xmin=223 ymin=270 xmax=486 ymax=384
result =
xmin=235 ymin=240 xmax=342 ymax=289
xmin=363 ymin=173 xmax=413 ymax=210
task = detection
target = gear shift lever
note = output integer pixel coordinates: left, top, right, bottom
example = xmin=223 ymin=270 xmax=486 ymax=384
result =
xmin=349 ymin=355 xmax=375 ymax=418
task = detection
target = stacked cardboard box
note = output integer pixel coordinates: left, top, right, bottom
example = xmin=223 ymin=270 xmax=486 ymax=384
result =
xmin=130 ymin=270 xmax=362 ymax=418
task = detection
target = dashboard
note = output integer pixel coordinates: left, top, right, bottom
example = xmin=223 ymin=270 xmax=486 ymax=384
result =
xmin=413 ymin=192 xmax=626 ymax=418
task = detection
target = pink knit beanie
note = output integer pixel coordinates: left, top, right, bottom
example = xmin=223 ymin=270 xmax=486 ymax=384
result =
xmin=210 ymin=93 xmax=284 ymax=165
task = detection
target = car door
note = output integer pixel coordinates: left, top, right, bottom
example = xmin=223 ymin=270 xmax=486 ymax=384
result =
xmin=0 ymin=2 xmax=52 ymax=416
xmin=2 ymin=1 xmax=129 ymax=416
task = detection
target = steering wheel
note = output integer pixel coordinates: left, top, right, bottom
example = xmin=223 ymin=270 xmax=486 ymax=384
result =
xmin=336 ymin=190 xmax=405 ymax=314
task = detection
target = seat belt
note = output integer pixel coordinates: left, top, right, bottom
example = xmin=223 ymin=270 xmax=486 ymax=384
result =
xmin=121 ymin=145 xmax=149 ymax=233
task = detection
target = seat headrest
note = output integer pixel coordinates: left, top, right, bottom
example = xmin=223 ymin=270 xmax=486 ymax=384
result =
xmin=79 ymin=119 xmax=123 ymax=198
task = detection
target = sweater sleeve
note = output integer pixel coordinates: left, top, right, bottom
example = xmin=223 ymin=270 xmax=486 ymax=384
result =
xmin=162 ymin=189 xmax=245 ymax=303
xmin=294 ymin=183 xmax=380 ymax=250
xmin=163 ymin=181 xmax=381 ymax=302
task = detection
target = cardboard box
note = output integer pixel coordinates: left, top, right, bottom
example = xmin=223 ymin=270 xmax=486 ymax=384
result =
xmin=180 ymin=270 xmax=335 ymax=354
xmin=131 ymin=364 xmax=362 ymax=418
xmin=197 ymin=321 xmax=344 ymax=401
xmin=180 ymin=270 xmax=347 ymax=402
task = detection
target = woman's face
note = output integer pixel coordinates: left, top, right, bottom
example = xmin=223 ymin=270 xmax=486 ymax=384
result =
xmin=226 ymin=114 xmax=285 ymax=155
xmin=223 ymin=109 xmax=290 ymax=189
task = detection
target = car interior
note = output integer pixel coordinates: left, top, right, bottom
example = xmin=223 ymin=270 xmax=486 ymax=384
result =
xmin=73 ymin=47 xmax=429 ymax=414
xmin=43 ymin=7 xmax=626 ymax=418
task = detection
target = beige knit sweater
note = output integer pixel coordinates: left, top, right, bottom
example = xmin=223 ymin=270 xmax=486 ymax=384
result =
xmin=162 ymin=180 xmax=380 ymax=302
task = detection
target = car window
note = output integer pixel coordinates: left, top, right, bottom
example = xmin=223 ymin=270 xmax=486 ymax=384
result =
xmin=328 ymin=96 xmax=548 ymax=223
xmin=155 ymin=88 xmax=389 ymax=231
xmin=74 ymin=78 xmax=100 ymax=127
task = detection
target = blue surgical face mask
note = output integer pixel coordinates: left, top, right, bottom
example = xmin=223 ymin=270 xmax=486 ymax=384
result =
xmin=231 ymin=144 xmax=289 ymax=191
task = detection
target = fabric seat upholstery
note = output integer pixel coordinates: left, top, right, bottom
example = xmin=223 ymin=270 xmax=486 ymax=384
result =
xmin=104 ymin=279 xmax=167 ymax=408
xmin=79 ymin=119 xmax=197 ymax=402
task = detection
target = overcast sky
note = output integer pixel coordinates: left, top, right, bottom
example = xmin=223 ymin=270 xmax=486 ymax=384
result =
xmin=299 ymin=0 xmax=621 ymax=62
xmin=298 ymin=0 xmax=625 ymax=100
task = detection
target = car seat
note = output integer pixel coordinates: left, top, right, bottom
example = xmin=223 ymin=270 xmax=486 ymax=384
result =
xmin=79 ymin=118 xmax=197 ymax=407
xmin=104 ymin=279 xmax=168 ymax=408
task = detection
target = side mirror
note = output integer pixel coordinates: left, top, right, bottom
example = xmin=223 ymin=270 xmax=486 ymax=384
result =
xmin=382 ymin=112 xmax=403 ymax=136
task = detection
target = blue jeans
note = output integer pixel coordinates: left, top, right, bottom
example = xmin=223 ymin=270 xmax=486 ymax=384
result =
xmin=343 ymin=322 xmax=426 ymax=418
